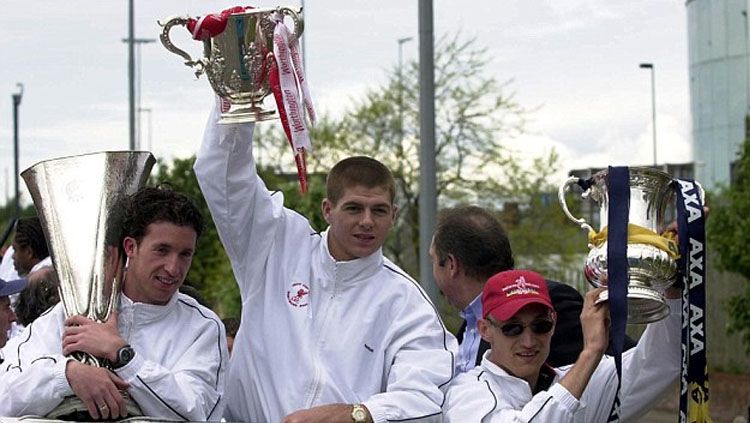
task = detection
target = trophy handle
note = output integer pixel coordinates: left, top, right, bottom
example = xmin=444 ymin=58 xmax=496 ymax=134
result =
xmin=158 ymin=16 xmax=206 ymax=77
xmin=558 ymin=176 xmax=594 ymax=233
xmin=277 ymin=7 xmax=304 ymax=39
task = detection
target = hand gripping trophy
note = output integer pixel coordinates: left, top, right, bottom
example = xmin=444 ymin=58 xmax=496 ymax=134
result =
xmin=21 ymin=151 xmax=155 ymax=419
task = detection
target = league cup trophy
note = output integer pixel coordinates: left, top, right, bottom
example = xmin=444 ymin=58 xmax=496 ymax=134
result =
xmin=159 ymin=6 xmax=303 ymax=123
xmin=21 ymin=151 xmax=155 ymax=419
xmin=558 ymin=167 xmax=691 ymax=324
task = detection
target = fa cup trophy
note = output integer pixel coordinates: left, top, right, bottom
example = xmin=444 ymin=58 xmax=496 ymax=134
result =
xmin=558 ymin=167 xmax=695 ymax=324
xmin=21 ymin=151 xmax=155 ymax=419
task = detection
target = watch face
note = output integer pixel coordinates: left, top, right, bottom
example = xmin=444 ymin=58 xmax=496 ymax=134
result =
xmin=352 ymin=408 xmax=367 ymax=422
xmin=118 ymin=346 xmax=134 ymax=365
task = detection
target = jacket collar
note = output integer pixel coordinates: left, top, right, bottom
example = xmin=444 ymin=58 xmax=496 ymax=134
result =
xmin=318 ymin=228 xmax=383 ymax=285
xmin=119 ymin=290 xmax=178 ymax=323
xmin=479 ymin=350 xmax=562 ymax=394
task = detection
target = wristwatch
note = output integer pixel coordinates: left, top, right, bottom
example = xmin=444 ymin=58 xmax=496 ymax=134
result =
xmin=351 ymin=403 xmax=368 ymax=423
xmin=113 ymin=345 xmax=135 ymax=369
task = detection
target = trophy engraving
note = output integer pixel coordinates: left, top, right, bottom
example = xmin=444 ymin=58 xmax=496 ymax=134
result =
xmin=21 ymin=151 xmax=155 ymax=418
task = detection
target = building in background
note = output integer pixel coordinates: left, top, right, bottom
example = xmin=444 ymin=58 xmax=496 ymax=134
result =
xmin=687 ymin=0 xmax=750 ymax=190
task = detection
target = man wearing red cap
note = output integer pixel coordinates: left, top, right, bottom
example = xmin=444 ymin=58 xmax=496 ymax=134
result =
xmin=442 ymin=269 xmax=681 ymax=422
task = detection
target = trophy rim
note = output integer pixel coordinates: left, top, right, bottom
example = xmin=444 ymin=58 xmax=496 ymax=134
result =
xmin=21 ymin=151 xmax=156 ymax=177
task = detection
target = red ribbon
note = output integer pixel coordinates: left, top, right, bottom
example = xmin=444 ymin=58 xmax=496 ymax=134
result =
xmin=186 ymin=6 xmax=252 ymax=41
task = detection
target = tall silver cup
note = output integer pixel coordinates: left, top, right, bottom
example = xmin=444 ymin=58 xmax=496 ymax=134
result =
xmin=160 ymin=7 xmax=302 ymax=124
xmin=21 ymin=151 xmax=155 ymax=419
xmin=558 ymin=167 xmax=686 ymax=324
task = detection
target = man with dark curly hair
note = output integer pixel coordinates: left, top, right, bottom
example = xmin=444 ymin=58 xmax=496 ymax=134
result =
xmin=1 ymin=186 xmax=228 ymax=421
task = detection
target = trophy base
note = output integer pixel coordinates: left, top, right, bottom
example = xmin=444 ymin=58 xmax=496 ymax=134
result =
xmin=219 ymin=105 xmax=276 ymax=124
xmin=46 ymin=393 xmax=142 ymax=421
xmin=595 ymin=286 xmax=669 ymax=324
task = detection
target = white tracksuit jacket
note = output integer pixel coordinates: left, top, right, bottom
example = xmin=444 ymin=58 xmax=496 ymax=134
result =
xmin=442 ymin=298 xmax=682 ymax=422
xmin=194 ymin=104 xmax=458 ymax=423
xmin=0 ymin=292 xmax=228 ymax=420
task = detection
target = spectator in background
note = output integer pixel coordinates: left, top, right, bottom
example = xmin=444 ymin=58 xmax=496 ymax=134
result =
xmin=12 ymin=217 xmax=51 ymax=277
xmin=222 ymin=317 xmax=240 ymax=356
xmin=14 ymin=266 xmax=60 ymax=327
xmin=1 ymin=277 xmax=27 ymax=355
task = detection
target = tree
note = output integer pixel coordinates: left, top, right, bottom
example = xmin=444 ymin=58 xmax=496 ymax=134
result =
xmin=501 ymin=152 xmax=588 ymax=282
xmin=260 ymin=34 xmax=541 ymax=276
xmin=707 ymin=135 xmax=750 ymax=352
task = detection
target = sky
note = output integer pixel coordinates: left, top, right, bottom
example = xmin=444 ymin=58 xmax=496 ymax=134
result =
xmin=0 ymin=1 xmax=691 ymax=205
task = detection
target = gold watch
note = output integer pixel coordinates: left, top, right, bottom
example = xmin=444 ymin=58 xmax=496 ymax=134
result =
xmin=351 ymin=403 xmax=368 ymax=422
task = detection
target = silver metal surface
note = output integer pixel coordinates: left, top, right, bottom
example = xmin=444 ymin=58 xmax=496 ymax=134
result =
xmin=21 ymin=151 xmax=155 ymax=418
xmin=559 ymin=167 xmax=678 ymax=324
xmin=160 ymin=7 xmax=303 ymax=123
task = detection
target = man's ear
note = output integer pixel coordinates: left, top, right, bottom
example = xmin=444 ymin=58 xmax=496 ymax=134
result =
xmin=321 ymin=198 xmax=333 ymax=224
xmin=123 ymin=237 xmax=137 ymax=257
xmin=477 ymin=318 xmax=492 ymax=342
xmin=446 ymin=253 xmax=460 ymax=275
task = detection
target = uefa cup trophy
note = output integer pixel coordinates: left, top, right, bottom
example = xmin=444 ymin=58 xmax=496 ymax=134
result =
xmin=558 ymin=167 xmax=688 ymax=324
xmin=159 ymin=6 xmax=303 ymax=123
xmin=21 ymin=151 xmax=155 ymax=419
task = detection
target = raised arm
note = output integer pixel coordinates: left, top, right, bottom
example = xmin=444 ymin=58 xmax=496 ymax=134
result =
xmin=194 ymin=100 xmax=285 ymax=299
xmin=579 ymin=297 xmax=682 ymax=422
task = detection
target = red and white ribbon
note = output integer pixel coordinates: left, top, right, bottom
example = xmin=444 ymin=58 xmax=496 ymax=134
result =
xmin=272 ymin=11 xmax=315 ymax=153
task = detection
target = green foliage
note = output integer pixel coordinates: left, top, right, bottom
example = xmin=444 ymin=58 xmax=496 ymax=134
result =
xmin=708 ymin=135 xmax=750 ymax=352
xmin=502 ymin=153 xmax=588 ymax=279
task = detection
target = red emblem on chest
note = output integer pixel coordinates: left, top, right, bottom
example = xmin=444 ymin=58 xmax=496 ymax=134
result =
xmin=287 ymin=282 xmax=310 ymax=307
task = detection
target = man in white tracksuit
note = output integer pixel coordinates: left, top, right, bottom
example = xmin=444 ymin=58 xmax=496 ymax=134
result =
xmin=442 ymin=269 xmax=681 ymax=422
xmin=194 ymin=100 xmax=457 ymax=423
xmin=0 ymin=187 xmax=228 ymax=421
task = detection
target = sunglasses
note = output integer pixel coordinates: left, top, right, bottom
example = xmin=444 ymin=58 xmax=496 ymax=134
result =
xmin=488 ymin=318 xmax=554 ymax=337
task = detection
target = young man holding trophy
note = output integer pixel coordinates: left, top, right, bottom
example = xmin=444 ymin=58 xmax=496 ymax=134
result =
xmin=441 ymin=269 xmax=681 ymax=422
xmin=0 ymin=185 xmax=228 ymax=421
xmin=194 ymin=99 xmax=457 ymax=423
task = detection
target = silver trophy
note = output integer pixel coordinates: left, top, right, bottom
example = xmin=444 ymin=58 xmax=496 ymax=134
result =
xmin=159 ymin=6 xmax=303 ymax=124
xmin=21 ymin=151 xmax=155 ymax=419
xmin=558 ymin=167 xmax=691 ymax=324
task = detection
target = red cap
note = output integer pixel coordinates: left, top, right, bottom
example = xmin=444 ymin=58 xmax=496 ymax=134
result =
xmin=482 ymin=270 xmax=554 ymax=321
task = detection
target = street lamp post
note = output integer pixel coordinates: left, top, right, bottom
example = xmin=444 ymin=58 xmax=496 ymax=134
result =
xmin=418 ymin=0 xmax=438 ymax=305
xmin=123 ymin=37 xmax=155 ymax=150
xmin=639 ymin=63 xmax=657 ymax=167
xmin=12 ymin=83 xmax=23 ymax=219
